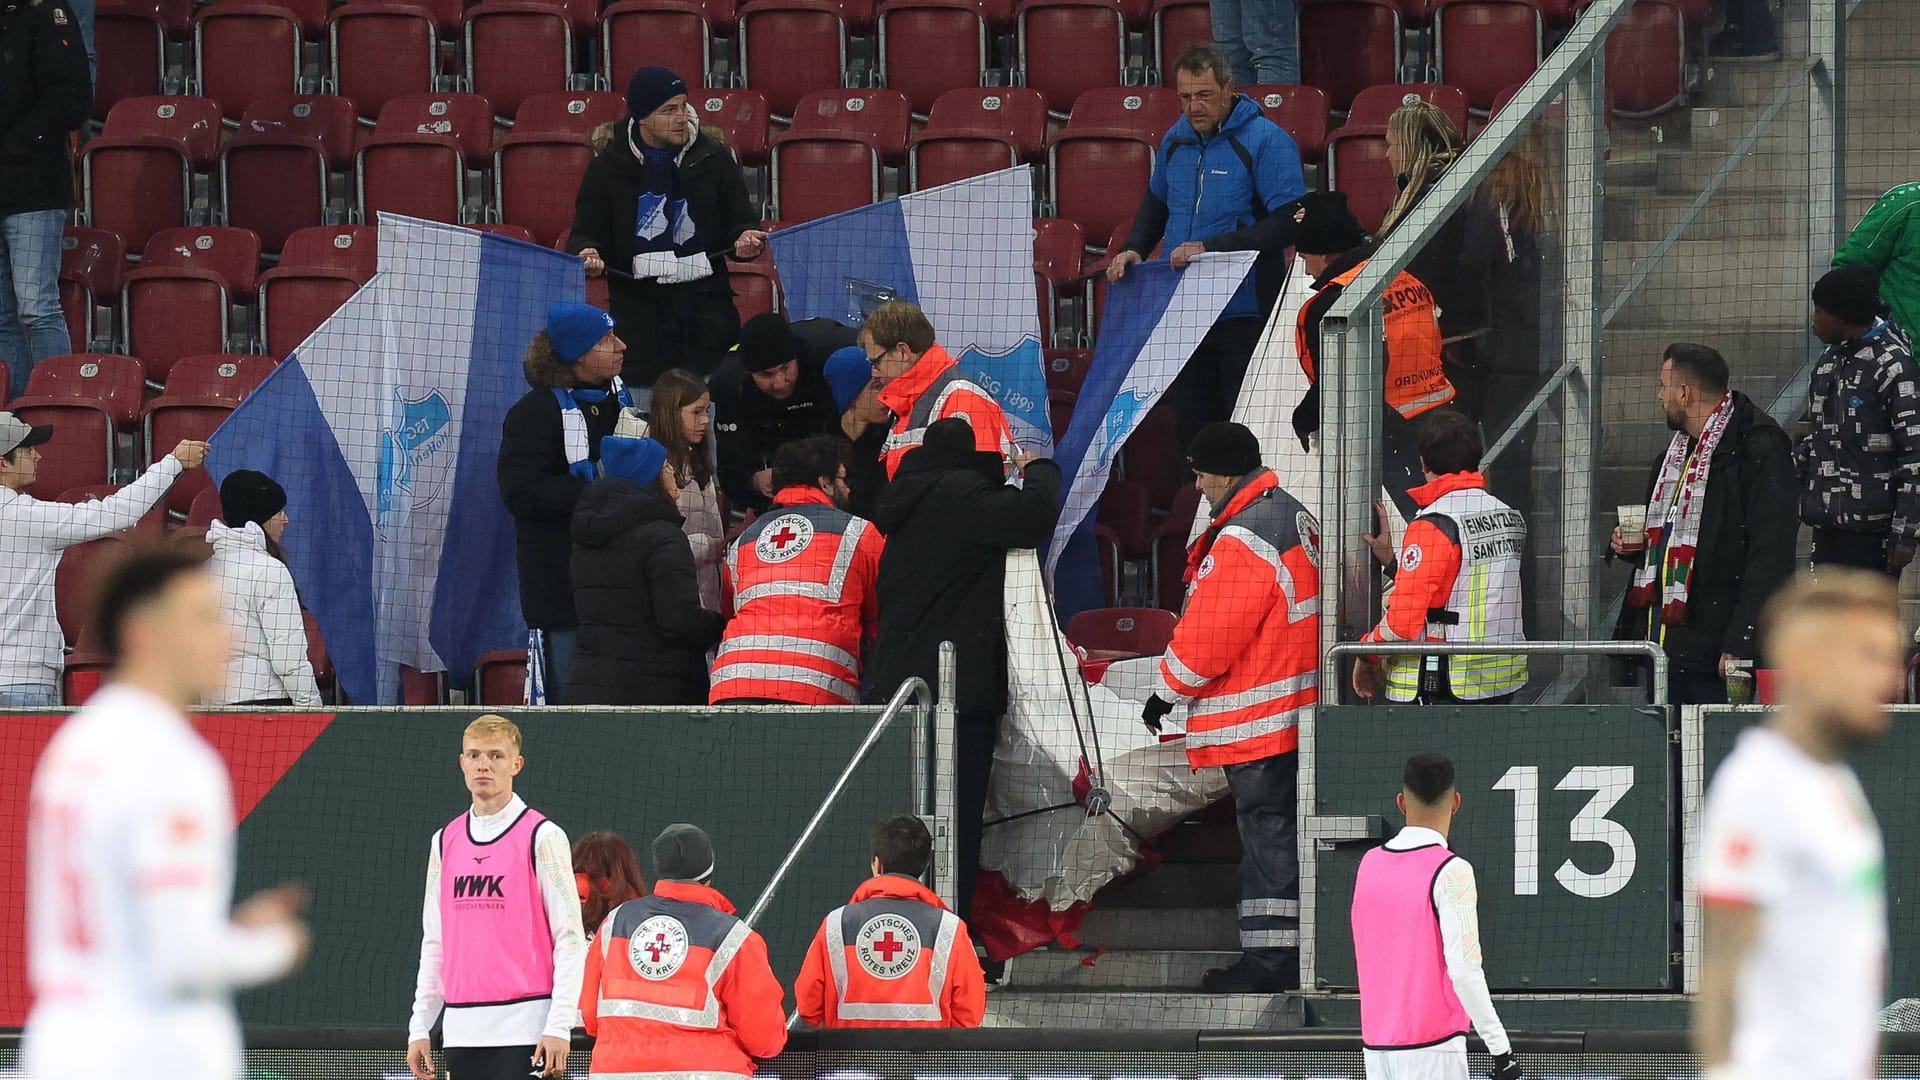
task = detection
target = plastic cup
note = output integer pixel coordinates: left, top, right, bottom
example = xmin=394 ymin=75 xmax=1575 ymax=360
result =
xmin=1617 ymin=505 xmax=1648 ymax=550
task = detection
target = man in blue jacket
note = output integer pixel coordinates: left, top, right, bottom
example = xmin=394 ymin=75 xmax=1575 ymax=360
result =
xmin=1109 ymin=44 xmax=1306 ymax=446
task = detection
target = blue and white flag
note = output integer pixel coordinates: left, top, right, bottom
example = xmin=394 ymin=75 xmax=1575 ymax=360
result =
xmin=208 ymin=215 xmax=577 ymax=704
xmin=769 ymin=167 xmax=1050 ymax=451
xmin=1046 ymin=253 xmax=1256 ymax=600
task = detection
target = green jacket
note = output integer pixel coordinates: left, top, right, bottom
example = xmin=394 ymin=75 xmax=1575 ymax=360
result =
xmin=1834 ymin=182 xmax=1920 ymax=335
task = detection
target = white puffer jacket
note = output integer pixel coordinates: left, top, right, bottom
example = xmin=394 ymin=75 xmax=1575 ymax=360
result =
xmin=205 ymin=520 xmax=323 ymax=706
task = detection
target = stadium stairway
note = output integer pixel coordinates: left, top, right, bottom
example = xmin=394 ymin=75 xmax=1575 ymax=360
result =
xmin=984 ymin=815 xmax=1308 ymax=1028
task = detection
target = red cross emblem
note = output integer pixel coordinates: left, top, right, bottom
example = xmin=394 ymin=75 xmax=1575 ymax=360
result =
xmin=853 ymin=914 xmax=920 ymax=979
xmin=629 ymin=914 xmax=689 ymax=979
xmin=755 ymin=513 xmax=814 ymax=564
xmin=871 ymin=932 xmax=905 ymax=962
xmin=642 ymin=932 xmax=670 ymax=963
xmin=770 ymin=524 xmax=800 ymax=548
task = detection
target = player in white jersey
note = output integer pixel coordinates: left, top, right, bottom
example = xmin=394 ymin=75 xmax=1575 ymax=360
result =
xmin=23 ymin=543 xmax=310 ymax=1080
xmin=1695 ymin=569 xmax=1899 ymax=1080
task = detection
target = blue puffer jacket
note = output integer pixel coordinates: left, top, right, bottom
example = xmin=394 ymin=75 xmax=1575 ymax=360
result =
xmin=1123 ymin=95 xmax=1307 ymax=319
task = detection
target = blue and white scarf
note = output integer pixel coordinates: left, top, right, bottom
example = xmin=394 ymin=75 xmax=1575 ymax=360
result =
xmin=553 ymin=376 xmax=633 ymax=480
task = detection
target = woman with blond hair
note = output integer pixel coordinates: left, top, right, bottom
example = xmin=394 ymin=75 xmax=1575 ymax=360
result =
xmin=645 ymin=368 xmax=725 ymax=611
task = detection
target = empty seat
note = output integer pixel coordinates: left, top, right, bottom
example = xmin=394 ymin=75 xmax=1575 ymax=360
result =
xmin=1325 ymin=124 xmax=1395 ymax=232
xmin=22 ymin=354 xmax=151 ymax=432
xmin=1432 ymin=0 xmax=1542 ymax=113
xmin=473 ymin=223 xmax=539 ymax=241
xmin=240 ymin=94 xmax=360 ymax=171
xmin=358 ymin=94 xmax=494 ymax=225
xmin=1602 ymin=0 xmax=1688 ymax=118
xmin=692 ymin=89 xmax=773 ymax=167
xmin=785 ymin=89 xmax=913 ymax=164
xmin=1016 ymin=0 xmax=1125 ymax=117
xmin=82 ymin=96 xmax=224 ymax=254
xmin=193 ymin=3 xmax=304 ymax=121
xmin=239 ymin=0 xmax=333 ymax=36
xmin=876 ymin=0 xmax=989 ymax=117
xmin=11 ymin=399 xmax=115 ymax=498
xmin=1299 ymin=0 xmax=1404 ymax=112
xmin=1044 ymin=346 xmax=1092 ymax=394
xmin=57 ymin=537 xmax=128 ymax=642
xmin=739 ymin=0 xmax=848 ymax=120
xmin=1118 ymin=395 xmax=1179 ymax=509
xmin=326 ymin=3 xmax=440 ymax=123
xmin=92 ymin=11 xmax=166 ymax=122
xmin=1347 ymin=83 xmax=1468 ymax=132
xmin=186 ymin=486 xmax=224 ymax=527
xmin=907 ymin=86 xmax=1047 ymax=189
xmin=1149 ymin=0 xmax=1211 ymax=81
xmin=1097 ymin=476 xmax=1153 ymax=565
xmin=1065 ymin=606 xmax=1178 ymax=659
xmin=515 ymin=91 xmax=628 ymax=138
xmin=114 ymin=0 xmax=197 ymax=39
xmin=122 ymin=227 xmax=261 ymax=383
xmin=258 ymin=226 xmax=378 ymax=356
xmin=372 ymin=93 xmax=497 ymax=168
xmin=771 ymin=136 xmax=882 ymax=222
xmin=729 ymin=262 xmax=782 ymax=321
xmin=220 ymin=130 xmax=332 ymax=255
xmin=493 ymin=134 xmax=596 ymax=246
xmin=1034 ymin=217 xmax=1086 ymax=348
xmin=58 ymin=228 xmax=126 ymax=356
xmin=142 ymin=353 xmax=277 ymax=514
xmin=1046 ymin=87 xmax=1180 ymax=245
xmin=1150 ymin=482 xmax=1201 ymax=609
xmin=1048 ymin=387 xmax=1076 ymax=442
xmin=472 ymin=648 xmax=530 ymax=705
xmin=463 ymin=3 xmax=575 ymax=123
xmin=601 ymin=0 xmax=711 ymax=99
xmin=1245 ymin=83 xmax=1331 ymax=163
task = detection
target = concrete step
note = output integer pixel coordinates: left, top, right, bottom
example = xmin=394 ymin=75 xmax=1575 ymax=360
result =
xmin=1095 ymin=860 xmax=1240 ymax=908
xmin=1653 ymin=145 xmax=1911 ymax=195
xmin=1001 ymin=948 xmax=1240 ymax=990
xmin=1074 ymin=906 xmax=1239 ymax=950
xmin=1600 ymin=238 xmax=1806 ymax=326
xmin=1848 ymin=4 xmax=1920 ymax=62
xmin=1604 ymin=190 xmax=1884 ymax=242
xmin=982 ymin=989 xmax=1306 ymax=1029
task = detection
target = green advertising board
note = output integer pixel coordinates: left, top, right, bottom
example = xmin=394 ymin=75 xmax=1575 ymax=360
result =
xmin=1311 ymin=705 xmax=1675 ymax=991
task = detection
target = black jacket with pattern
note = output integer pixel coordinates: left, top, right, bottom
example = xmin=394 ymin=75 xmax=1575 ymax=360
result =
xmin=1797 ymin=319 xmax=1920 ymax=543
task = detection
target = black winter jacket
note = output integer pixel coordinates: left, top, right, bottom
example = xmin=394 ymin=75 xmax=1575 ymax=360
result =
xmin=709 ymin=318 xmax=856 ymax=512
xmin=567 ymin=477 xmax=726 ymax=705
xmin=0 ymin=0 xmax=91 ymax=215
xmin=1613 ymin=391 xmax=1799 ymax=673
xmin=497 ymin=385 xmax=620 ymax=629
xmin=865 ymin=446 xmax=1062 ymax=717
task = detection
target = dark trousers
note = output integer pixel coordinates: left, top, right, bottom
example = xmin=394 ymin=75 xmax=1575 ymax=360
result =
xmin=444 ymin=1045 xmax=536 ymax=1080
xmin=954 ymin=712 xmax=1000 ymax=921
xmin=1174 ymin=316 xmax=1266 ymax=451
xmin=616 ymin=288 xmax=741 ymax=386
xmin=1811 ymin=527 xmax=1903 ymax=579
xmin=1672 ymin=668 xmax=1729 ymax=707
xmin=1716 ymin=0 xmax=1778 ymax=48
xmin=1225 ymin=751 xmax=1299 ymax=973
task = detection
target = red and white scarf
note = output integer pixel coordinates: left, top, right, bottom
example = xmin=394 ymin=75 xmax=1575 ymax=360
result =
xmin=1627 ymin=393 xmax=1733 ymax=624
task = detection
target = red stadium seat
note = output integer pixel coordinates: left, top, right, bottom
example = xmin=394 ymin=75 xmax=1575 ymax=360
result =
xmin=908 ymin=88 xmax=1047 ymax=190
xmin=738 ymin=0 xmax=848 ymax=120
xmin=473 ymin=649 xmax=530 ymax=705
xmin=1097 ymin=476 xmax=1153 ymax=562
xmin=278 ymin=224 xmax=380 ymax=275
xmin=111 ymin=0 xmax=196 ymax=41
xmin=123 ymin=227 xmax=261 ymax=383
xmin=1603 ymin=0 xmax=1687 ymax=118
xmin=302 ymin=610 xmax=337 ymax=701
xmin=1034 ymin=217 xmax=1085 ymax=347
xmin=692 ymin=89 xmax=773 ymax=167
xmin=236 ymin=0 xmax=332 ymax=37
xmin=1119 ymin=396 xmax=1180 ymax=509
xmin=186 ymin=486 xmax=223 ymax=527
xmin=515 ymin=91 xmax=628 ymax=138
xmin=152 ymin=352 xmax=277 ymax=402
xmin=52 ymin=486 xmax=168 ymax=537
xmin=1065 ymin=606 xmax=1177 ymax=659
xmin=1244 ymin=83 xmax=1331 ymax=163
xmin=96 ymin=94 xmax=225 ymax=167
xmin=141 ymin=353 xmax=276 ymax=514
xmin=601 ymin=0 xmax=711 ymax=99
xmin=62 ymin=652 xmax=113 ymax=706
xmin=464 ymin=3 xmax=575 ymax=123
xmin=56 ymin=538 xmax=127 ymax=644
xmin=373 ymin=93 xmax=497 ymax=168
xmin=771 ymin=135 xmax=881 ymax=222
xmin=473 ymin=223 xmax=539 ymax=242
xmin=58 ymin=228 xmax=126 ymax=355
xmin=21 ymin=354 xmax=148 ymax=431
xmin=1048 ymin=388 xmax=1075 ymax=442
xmin=258 ymin=226 xmax=378 ymax=356
xmin=1432 ymin=0 xmax=1541 ymax=113
xmin=1325 ymin=124 xmax=1394 ymax=233
xmin=240 ymin=94 xmax=360 ymax=172
xmin=401 ymin=665 xmax=449 ymax=704
xmin=1150 ymin=482 xmax=1201 ymax=609
xmin=11 ymin=400 xmax=116 ymax=498
xmin=1347 ymin=82 xmax=1470 ymax=131
xmin=1087 ymin=219 xmax=1159 ymax=336
xmin=493 ymin=134 xmax=596 ymax=245
xmin=1047 ymin=88 xmax=1180 ymax=247
xmin=193 ymin=3 xmax=304 ymax=122
xmin=786 ymin=89 xmax=913 ymax=165
xmin=1044 ymin=346 xmax=1092 ymax=394
xmin=1150 ymin=0 xmax=1211 ymax=82
xmin=82 ymin=97 xmax=223 ymax=255
xmin=1299 ymin=0 xmax=1404 ymax=113
xmin=91 ymin=11 xmax=166 ymax=122
xmin=357 ymin=103 xmax=475 ymax=225
xmin=1016 ymin=0 xmax=1125 ymax=118
xmin=220 ymin=131 xmax=331 ymax=254
xmin=876 ymin=0 xmax=989 ymax=117
xmin=326 ymin=4 xmax=440 ymax=124
xmin=729 ymin=262 xmax=783 ymax=320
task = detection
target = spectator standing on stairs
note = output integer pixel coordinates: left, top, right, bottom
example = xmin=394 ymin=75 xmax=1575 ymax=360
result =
xmin=1834 ymin=182 xmax=1920 ymax=339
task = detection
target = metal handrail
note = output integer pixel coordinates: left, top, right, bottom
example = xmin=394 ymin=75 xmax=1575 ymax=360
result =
xmin=1325 ymin=640 xmax=1670 ymax=707
xmin=742 ymin=673 xmax=934 ymax=928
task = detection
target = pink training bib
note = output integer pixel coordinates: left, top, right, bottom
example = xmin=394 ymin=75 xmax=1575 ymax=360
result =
xmin=1351 ymin=843 xmax=1471 ymax=1049
xmin=439 ymin=806 xmax=555 ymax=1006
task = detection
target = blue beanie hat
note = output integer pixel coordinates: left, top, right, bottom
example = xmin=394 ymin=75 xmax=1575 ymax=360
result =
xmin=626 ymin=65 xmax=689 ymax=120
xmin=599 ymin=436 xmax=668 ymax=486
xmin=546 ymin=301 xmax=614 ymax=364
xmin=823 ymin=346 xmax=872 ymax=412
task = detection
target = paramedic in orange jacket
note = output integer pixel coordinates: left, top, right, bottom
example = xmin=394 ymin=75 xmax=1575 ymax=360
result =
xmin=578 ymin=824 xmax=787 ymax=1079
xmin=864 ymin=300 xmax=1016 ymax=478
xmin=1355 ymin=409 xmax=1529 ymax=705
xmin=795 ymin=815 xmax=986 ymax=1029
xmin=1141 ymin=422 xmax=1318 ymax=996
xmin=1286 ymin=190 xmax=1456 ymax=516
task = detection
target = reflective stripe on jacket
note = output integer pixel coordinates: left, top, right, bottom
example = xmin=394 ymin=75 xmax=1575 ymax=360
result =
xmin=1158 ymin=469 xmax=1320 ymax=768
xmin=794 ymin=875 xmax=986 ymax=1028
xmin=1296 ymin=262 xmax=1454 ymax=419
xmin=713 ymin=487 xmax=884 ymax=704
xmin=876 ymin=345 xmax=1015 ymax=478
xmin=579 ymin=881 xmax=787 ymax=1077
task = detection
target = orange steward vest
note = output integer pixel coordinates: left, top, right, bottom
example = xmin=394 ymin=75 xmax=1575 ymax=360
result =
xmin=1296 ymin=262 xmax=1454 ymax=419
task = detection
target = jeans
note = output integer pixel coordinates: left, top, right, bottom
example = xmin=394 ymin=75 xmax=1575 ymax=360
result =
xmin=543 ymin=627 xmax=578 ymax=703
xmin=1209 ymin=0 xmax=1299 ymax=86
xmin=67 ymin=0 xmax=97 ymax=86
xmin=1225 ymin=750 xmax=1299 ymax=972
xmin=0 ymin=684 xmax=62 ymax=708
xmin=0 ymin=210 xmax=73 ymax=399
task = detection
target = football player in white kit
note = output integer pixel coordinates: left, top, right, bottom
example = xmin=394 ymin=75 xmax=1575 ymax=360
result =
xmin=23 ymin=544 xmax=310 ymax=1080
xmin=1695 ymin=569 xmax=1900 ymax=1080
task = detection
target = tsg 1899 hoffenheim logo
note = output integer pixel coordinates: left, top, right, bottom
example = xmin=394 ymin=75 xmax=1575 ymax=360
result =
xmin=630 ymin=915 xmax=690 ymax=980
xmin=854 ymin=914 xmax=921 ymax=980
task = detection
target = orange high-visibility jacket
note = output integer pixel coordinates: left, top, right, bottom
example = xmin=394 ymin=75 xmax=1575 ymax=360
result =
xmin=579 ymin=881 xmax=788 ymax=1078
xmin=794 ymin=874 xmax=986 ymax=1029
xmin=1159 ymin=469 xmax=1321 ymax=769
xmin=1296 ymin=261 xmax=1455 ymax=419
xmin=876 ymin=344 xmax=1015 ymax=478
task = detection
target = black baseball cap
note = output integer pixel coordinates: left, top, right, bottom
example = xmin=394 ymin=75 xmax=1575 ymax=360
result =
xmin=0 ymin=412 xmax=53 ymax=456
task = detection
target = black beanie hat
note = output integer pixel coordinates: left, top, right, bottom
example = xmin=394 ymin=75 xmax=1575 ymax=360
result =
xmin=921 ymin=416 xmax=976 ymax=460
xmin=219 ymin=469 xmax=288 ymax=527
xmin=1187 ymin=421 xmax=1262 ymax=476
xmin=1288 ymin=191 xmax=1369 ymax=256
xmin=626 ymin=65 xmax=688 ymax=120
xmin=735 ymin=313 xmax=802 ymax=373
xmin=1813 ymin=265 xmax=1884 ymax=327
xmin=651 ymin=823 xmax=715 ymax=883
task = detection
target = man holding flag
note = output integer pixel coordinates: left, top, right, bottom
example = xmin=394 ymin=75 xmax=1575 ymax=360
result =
xmin=864 ymin=301 xmax=1016 ymax=477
